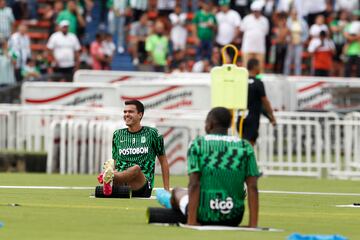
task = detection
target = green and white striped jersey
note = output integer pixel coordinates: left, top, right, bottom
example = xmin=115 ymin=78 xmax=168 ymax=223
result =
xmin=187 ymin=134 xmax=260 ymax=223
xmin=112 ymin=126 xmax=165 ymax=188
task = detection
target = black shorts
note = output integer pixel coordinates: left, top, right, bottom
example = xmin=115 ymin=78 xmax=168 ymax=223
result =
xmin=131 ymin=180 xmax=152 ymax=198
xmin=237 ymin=116 xmax=259 ymax=142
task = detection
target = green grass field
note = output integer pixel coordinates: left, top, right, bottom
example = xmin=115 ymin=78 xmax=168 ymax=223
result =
xmin=0 ymin=174 xmax=359 ymax=240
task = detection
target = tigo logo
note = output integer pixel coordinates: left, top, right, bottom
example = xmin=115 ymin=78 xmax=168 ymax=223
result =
xmin=210 ymin=197 xmax=234 ymax=214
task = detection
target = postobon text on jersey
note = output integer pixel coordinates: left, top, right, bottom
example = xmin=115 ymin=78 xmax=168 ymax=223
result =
xmin=119 ymin=147 xmax=149 ymax=156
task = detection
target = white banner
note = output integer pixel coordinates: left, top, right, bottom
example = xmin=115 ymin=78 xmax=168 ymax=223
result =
xmin=22 ymin=71 xmax=360 ymax=111
xmin=74 ymin=70 xmax=210 ymax=83
xmin=21 ymin=80 xmax=212 ymax=110
xmin=116 ymin=80 xmax=211 ymax=110
xmin=21 ymin=82 xmax=119 ymax=107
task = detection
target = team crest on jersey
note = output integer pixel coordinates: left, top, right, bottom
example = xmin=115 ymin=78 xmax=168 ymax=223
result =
xmin=141 ymin=136 xmax=146 ymax=143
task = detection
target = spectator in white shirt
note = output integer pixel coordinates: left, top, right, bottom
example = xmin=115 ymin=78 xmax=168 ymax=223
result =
xmin=283 ymin=9 xmax=309 ymax=76
xmin=241 ymin=1 xmax=269 ymax=73
xmin=47 ymin=20 xmax=81 ymax=82
xmin=0 ymin=36 xmax=16 ymax=86
xmin=8 ymin=23 xmax=31 ymax=82
xmin=309 ymin=15 xmax=329 ymax=38
xmin=101 ymin=32 xmax=116 ymax=70
xmin=169 ymin=5 xmax=187 ymax=51
xmin=215 ymin=0 xmax=241 ymax=47
xmin=0 ymin=0 xmax=15 ymax=39
xmin=308 ymin=30 xmax=335 ymax=76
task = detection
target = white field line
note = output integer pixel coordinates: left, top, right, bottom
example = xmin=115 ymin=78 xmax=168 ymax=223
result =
xmin=1 ymin=186 xmax=360 ymax=197
xmin=335 ymin=204 xmax=360 ymax=208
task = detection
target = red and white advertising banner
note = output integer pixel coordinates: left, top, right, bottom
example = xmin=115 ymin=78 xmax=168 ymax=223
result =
xmin=23 ymin=72 xmax=360 ymax=111
xmin=295 ymin=80 xmax=332 ymax=110
xmin=21 ymin=82 xmax=119 ymax=107
xmin=74 ymin=70 xmax=210 ymax=83
xmin=74 ymin=70 xmax=285 ymax=110
xmin=116 ymin=80 xmax=211 ymax=110
xmin=21 ymin=80 xmax=212 ymax=110
xmin=288 ymin=77 xmax=360 ymax=111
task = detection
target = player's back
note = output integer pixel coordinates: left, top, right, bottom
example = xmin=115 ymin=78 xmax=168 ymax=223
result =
xmin=188 ymin=134 xmax=258 ymax=223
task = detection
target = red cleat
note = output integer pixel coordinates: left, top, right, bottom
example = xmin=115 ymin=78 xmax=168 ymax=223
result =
xmin=102 ymin=167 xmax=114 ymax=196
xmin=97 ymin=172 xmax=104 ymax=184
xmin=103 ymin=181 xmax=113 ymax=196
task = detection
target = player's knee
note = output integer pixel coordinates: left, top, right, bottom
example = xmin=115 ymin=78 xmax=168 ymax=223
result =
xmin=172 ymin=187 xmax=181 ymax=196
xmin=172 ymin=187 xmax=187 ymax=202
xmin=131 ymin=164 xmax=142 ymax=174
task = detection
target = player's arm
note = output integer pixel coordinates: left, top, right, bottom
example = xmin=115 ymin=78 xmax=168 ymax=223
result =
xmin=154 ymin=130 xmax=169 ymax=191
xmin=187 ymin=138 xmax=201 ymax=225
xmin=111 ymin=131 xmax=119 ymax=169
xmin=187 ymin=172 xmax=200 ymax=225
xmin=157 ymin=155 xmax=170 ymax=191
xmin=244 ymin=141 xmax=260 ymax=228
xmin=245 ymin=176 xmax=259 ymax=228
xmin=261 ymin=96 xmax=276 ymax=126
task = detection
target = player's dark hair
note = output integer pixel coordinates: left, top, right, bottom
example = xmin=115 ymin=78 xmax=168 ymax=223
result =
xmin=247 ymin=58 xmax=259 ymax=71
xmin=125 ymin=100 xmax=145 ymax=114
xmin=207 ymin=107 xmax=232 ymax=129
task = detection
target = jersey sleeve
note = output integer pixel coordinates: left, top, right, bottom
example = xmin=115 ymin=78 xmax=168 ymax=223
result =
xmin=112 ymin=130 xmax=118 ymax=160
xmin=244 ymin=141 xmax=260 ymax=177
xmin=187 ymin=138 xmax=201 ymax=174
xmin=257 ymin=80 xmax=266 ymax=98
xmin=153 ymin=129 xmax=165 ymax=156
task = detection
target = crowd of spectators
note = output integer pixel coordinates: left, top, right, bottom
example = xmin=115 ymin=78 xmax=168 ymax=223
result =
xmin=0 ymin=0 xmax=359 ymax=86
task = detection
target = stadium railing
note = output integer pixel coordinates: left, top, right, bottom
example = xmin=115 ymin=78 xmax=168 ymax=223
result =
xmin=257 ymin=118 xmax=322 ymax=178
xmin=1 ymin=104 xmax=360 ymax=179
xmin=327 ymin=112 xmax=360 ymax=179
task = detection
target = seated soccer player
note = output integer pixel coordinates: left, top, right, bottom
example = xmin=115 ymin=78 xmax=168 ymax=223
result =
xmin=157 ymin=107 xmax=260 ymax=226
xmin=98 ymin=100 xmax=170 ymax=197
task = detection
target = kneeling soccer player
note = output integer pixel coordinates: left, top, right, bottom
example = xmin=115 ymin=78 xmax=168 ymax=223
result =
xmin=98 ymin=100 xmax=170 ymax=197
xmin=157 ymin=107 xmax=260 ymax=226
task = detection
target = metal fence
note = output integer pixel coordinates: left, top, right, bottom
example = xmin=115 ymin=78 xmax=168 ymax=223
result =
xmin=1 ymin=104 xmax=360 ymax=179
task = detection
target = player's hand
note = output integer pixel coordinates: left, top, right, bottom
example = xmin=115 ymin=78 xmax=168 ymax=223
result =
xmin=270 ymin=117 xmax=276 ymax=126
